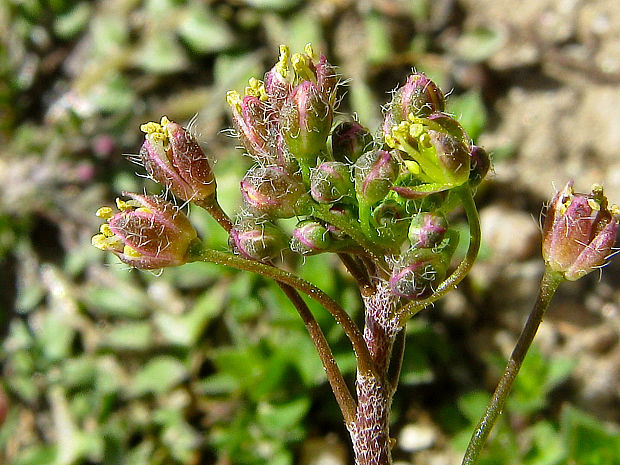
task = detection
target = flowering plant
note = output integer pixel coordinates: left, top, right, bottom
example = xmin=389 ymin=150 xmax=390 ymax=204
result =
xmin=93 ymin=45 xmax=618 ymax=465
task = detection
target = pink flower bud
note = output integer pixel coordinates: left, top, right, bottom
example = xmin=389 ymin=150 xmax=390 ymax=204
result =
xmin=240 ymin=165 xmax=306 ymax=219
xmin=469 ymin=145 xmax=491 ymax=187
xmin=354 ymin=150 xmax=400 ymax=205
xmin=310 ymin=162 xmax=354 ymax=204
xmin=229 ymin=222 xmax=288 ymax=262
xmin=331 ymin=121 xmax=374 ymax=164
xmin=140 ymin=117 xmax=216 ymax=201
xmin=390 ymin=248 xmax=447 ymax=300
xmin=92 ymin=193 xmax=197 ymax=269
xmin=290 ymin=219 xmax=332 ymax=255
xmin=228 ymin=93 xmax=275 ymax=163
xmin=389 ymin=73 xmax=445 ymax=122
xmin=408 ymin=212 xmax=448 ymax=248
xmin=542 ymin=181 xmax=619 ymax=281
xmin=280 ymin=81 xmax=333 ymax=168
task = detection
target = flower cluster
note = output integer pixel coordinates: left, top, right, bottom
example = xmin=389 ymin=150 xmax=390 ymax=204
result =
xmin=226 ymin=44 xmax=490 ymax=299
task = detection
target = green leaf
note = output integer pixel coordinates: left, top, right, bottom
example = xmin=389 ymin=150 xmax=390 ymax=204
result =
xmin=36 ymin=311 xmax=74 ymax=361
xmin=131 ymin=356 xmax=187 ymax=396
xmin=448 ymin=90 xmax=487 ymax=141
xmin=136 ymin=32 xmax=188 ymax=74
xmin=455 ymin=27 xmax=505 ymax=63
xmin=54 ymin=2 xmax=91 ymax=39
xmin=561 ymin=406 xmax=620 ymax=465
xmin=85 ymin=285 xmax=147 ymax=318
xmin=14 ymin=446 xmax=57 ymax=465
xmin=101 ymin=322 xmax=153 ymax=351
xmin=257 ymin=397 xmax=310 ymax=434
xmin=178 ymin=6 xmax=235 ymax=54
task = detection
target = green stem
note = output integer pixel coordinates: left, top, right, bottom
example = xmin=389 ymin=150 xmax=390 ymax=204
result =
xmin=461 ymin=268 xmax=564 ymax=465
xmin=188 ymin=246 xmax=376 ymax=378
xmin=194 ymin=197 xmax=358 ymax=423
xmin=394 ymin=184 xmax=481 ymax=325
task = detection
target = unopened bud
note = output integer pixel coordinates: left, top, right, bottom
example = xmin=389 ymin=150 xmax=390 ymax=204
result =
xmin=389 ymin=73 xmax=445 ymax=121
xmin=390 ymin=248 xmax=447 ymax=300
xmin=240 ymin=165 xmax=305 ymax=219
xmin=469 ymin=145 xmax=491 ymax=187
xmin=92 ymin=193 xmax=197 ymax=269
xmin=310 ymin=162 xmax=354 ymax=204
xmin=280 ymin=81 xmax=333 ymax=168
xmin=408 ymin=212 xmax=448 ymax=248
xmin=354 ymin=150 xmax=400 ymax=206
xmin=229 ymin=222 xmax=288 ymax=262
xmin=290 ymin=219 xmax=332 ymax=255
xmin=140 ymin=117 xmax=216 ymax=201
xmin=331 ymin=121 xmax=374 ymax=164
xmin=372 ymin=200 xmax=409 ymax=245
xmin=227 ymin=92 xmax=274 ymax=163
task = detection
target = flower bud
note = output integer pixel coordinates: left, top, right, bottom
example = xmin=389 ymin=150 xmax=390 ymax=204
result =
xmin=290 ymin=219 xmax=332 ymax=255
xmin=542 ymin=181 xmax=619 ymax=281
xmin=227 ymin=91 xmax=274 ymax=163
xmin=389 ymin=73 xmax=445 ymax=121
xmin=427 ymin=130 xmax=471 ymax=187
xmin=310 ymin=162 xmax=354 ymax=204
xmin=354 ymin=150 xmax=400 ymax=206
xmin=92 ymin=193 xmax=197 ymax=269
xmin=280 ymin=80 xmax=333 ymax=168
xmin=331 ymin=121 xmax=374 ymax=164
xmin=229 ymin=222 xmax=288 ymax=262
xmin=372 ymin=200 xmax=409 ymax=245
xmin=408 ymin=212 xmax=448 ymax=248
xmin=315 ymin=54 xmax=339 ymax=105
xmin=140 ymin=117 xmax=216 ymax=201
xmin=390 ymin=248 xmax=447 ymax=300
xmin=240 ymin=165 xmax=305 ymax=219
xmin=469 ymin=145 xmax=491 ymax=187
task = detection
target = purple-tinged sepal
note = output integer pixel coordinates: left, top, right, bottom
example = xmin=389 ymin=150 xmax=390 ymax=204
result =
xmin=310 ymin=162 xmax=354 ymax=204
xmin=92 ymin=193 xmax=197 ymax=269
xmin=140 ymin=117 xmax=216 ymax=202
xmin=372 ymin=200 xmax=410 ymax=246
xmin=229 ymin=221 xmax=288 ymax=262
xmin=240 ymin=165 xmax=306 ymax=219
xmin=408 ymin=212 xmax=448 ymax=248
xmin=469 ymin=145 xmax=491 ymax=188
xmin=331 ymin=121 xmax=374 ymax=164
xmin=542 ymin=181 xmax=619 ymax=281
xmin=354 ymin=150 xmax=400 ymax=206
xmin=290 ymin=219 xmax=332 ymax=256
xmin=387 ymin=73 xmax=446 ymax=122
xmin=390 ymin=248 xmax=448 ymax=300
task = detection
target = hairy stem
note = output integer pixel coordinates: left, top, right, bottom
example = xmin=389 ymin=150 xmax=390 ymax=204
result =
xmin=189 ymin=246 xmax=376 ymax=377
xmin=195 ymin=197 xmax=358 ymax=423
xmin=395 ymin=184 xmax=481 ymax=325
xmin=461 ymin=268 xmax=564 ymax=465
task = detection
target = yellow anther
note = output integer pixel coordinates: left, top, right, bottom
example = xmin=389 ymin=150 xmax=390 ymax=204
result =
xmin=135 ymin=207 xmax=152 ymax=214
xmin=292 ymin=52 xmax=315 ymax=82
xmin=160 ymin=115 xmax=171 ymax=127
xmin=140 ymin=119 xmax=168 ymax=145
xmin=123 ymin=245 xmax=142 ymax=258
xmin=245 ymin=78 xmax=268 ymax=101
xmin=276 ymin=45 xmax=290 ymax=78
xmin=116 ymin=198 xmax=139 ymax=211
xmin=96 ymin=206 xmax=113 ymax=219
xmin=588 ymin=198 xmax=601 ymax=211
xmin=226 ymin=90 xmax=242 ymax=110
xmin=611 ymin=204 xmax=620 ymax=216
xmin=404 ymin=160 xmax=421 ymax=175
xmin=91 ymin=234 xmax=108 ymax=250
xmin=100 ymin=223 xmax=114 ymax=237
xmin=304 ymin=43 xmax=316 ymax=60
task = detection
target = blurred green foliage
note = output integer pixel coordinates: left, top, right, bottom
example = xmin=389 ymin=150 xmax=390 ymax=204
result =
xmin=1 ymin=0 xmax=618 ymax=464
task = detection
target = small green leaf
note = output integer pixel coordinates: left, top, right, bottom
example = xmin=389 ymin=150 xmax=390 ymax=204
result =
xmin=178 ymin=6 xmax=235 ymax=54
xmin=101 ymin=322 xmax=153 ymax=351
xmin=131 ymin=356 xmax=187 ymax=396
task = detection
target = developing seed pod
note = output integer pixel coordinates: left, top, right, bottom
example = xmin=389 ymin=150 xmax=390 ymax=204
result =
xmin=354 ymin=150 xmax=400 ymax=206
xmin=331 ymin=121 xmax=374 ymax=164
xmin=310 ymin=162 xmax=354 ymax=204
xmin=427 ymin=130 xmax=471 ymax=187
xmin=372 ymin=200 xmax=410 ymax=245
xmin=229 ymin=222 xmax=288 ymax=262
xmin=290 ymin=219 xmax=332 ymax=255
xmin=408 ymin=212 xmax=448 ymax=248
xmin=389 ymin=248 xmax=447 ymax=300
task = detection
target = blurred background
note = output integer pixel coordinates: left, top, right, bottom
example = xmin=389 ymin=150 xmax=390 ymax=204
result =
xmin=1 ymin=0 xmax=619 ymax=464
